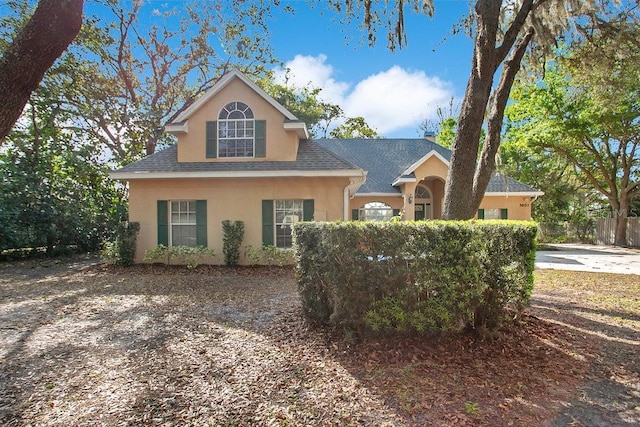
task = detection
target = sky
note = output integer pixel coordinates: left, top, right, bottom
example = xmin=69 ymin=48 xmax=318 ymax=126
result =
xmin=79 ymin=0 xmax=475 ymax=138
xmin=266 ymin=1 xmax=474 ymax=137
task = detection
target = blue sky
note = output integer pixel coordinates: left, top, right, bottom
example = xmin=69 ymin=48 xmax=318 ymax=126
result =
xmin=267 ymin=1 xmax=474 ymax=137
xmin=82 ymin=0 xmax=474 ymax=138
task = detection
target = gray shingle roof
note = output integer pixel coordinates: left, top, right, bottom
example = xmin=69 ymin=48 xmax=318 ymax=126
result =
xmin=113 ymin=139 xmax=359 ymax=174
xmin=316 ymin=138 xmax=541 ymax=195
xmin=316 ymin=138 xmax=449 ymax=194
xmin=112 ymin=137 xmax=541 ymax=195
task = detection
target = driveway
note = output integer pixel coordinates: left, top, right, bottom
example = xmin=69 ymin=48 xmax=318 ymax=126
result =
xmin=535 ymin=243 xmax=640 ymax=275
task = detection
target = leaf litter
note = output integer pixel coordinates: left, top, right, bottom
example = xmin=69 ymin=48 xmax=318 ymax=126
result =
xmin=0 ymin=259 xmax=637 ymax=426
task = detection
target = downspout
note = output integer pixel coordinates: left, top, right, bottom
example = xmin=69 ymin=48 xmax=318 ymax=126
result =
xmin=343 ymin=172 xmax=367 ymax=220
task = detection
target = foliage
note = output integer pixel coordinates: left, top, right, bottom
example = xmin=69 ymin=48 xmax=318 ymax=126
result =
xmin=242 ymin=244 xmax=293 ymax=266
xmin=259 ymin=75 xmax=344 ymax=138
xmin=505 ymin=19 xmax=640 ymax=245
xmin=0 ymin=59 xmax=127 ymax=254
xmin=144 ymin=244 xmax=215 ymax=268
xmin=293 ymin=220 xmax=537 ymax=336
xmin=221 ymin=220 xmax=244 ymax=266
xmin=326 ymin=0 xmax=624 ymax=220
xmin=262 ymin=245 xmax=294 ymax=266
xmin=102 ymin=221 xmax=140 ymax=266
xmin=0 ymin=0 xmax=83 ymax=141
xmin=329 ymin=117 xmax=380 ymax=139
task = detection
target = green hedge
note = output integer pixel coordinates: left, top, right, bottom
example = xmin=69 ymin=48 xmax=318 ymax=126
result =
xmin=293 ymin=220 xmax=537 ymax=336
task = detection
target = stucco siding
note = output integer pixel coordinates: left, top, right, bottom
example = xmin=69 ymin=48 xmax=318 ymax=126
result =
xmin=129 ymin=176 xmax=349 ymax=264
xmin=478 ymin=196 xmax=534 ymax=220
xmin=177 ymin=78 xmax=298 ymax=163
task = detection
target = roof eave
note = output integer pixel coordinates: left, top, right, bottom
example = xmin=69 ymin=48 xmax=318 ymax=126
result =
xmin=165 ymin=121 xmax=188 ymax=134
xmin=283 ymin=121 xmax=309 ymax=139
xmin=108 ymin=169 xmax=365 ymax=181
xmin=484 ymin=191 xmax=545 ymax=197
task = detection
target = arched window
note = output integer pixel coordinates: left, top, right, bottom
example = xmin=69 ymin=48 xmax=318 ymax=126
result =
xmin=360 ymin=202 xmax=394 ymax=221
xmin=218 ymin=102 xmax=255 ymax=157
xmin=415 ymin=185 xmax=431 ymax=200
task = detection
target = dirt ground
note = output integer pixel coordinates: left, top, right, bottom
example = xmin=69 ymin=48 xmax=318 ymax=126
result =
xmin=0 ymin=257 xmax=638 ymax=426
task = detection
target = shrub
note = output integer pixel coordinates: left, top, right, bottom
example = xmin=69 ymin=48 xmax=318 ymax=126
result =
xmin=102 ymin=221 xmax=139 ymax=266
xmin=293 ymin=220 xmax=537 ymax=336
xmin=243 ymin=244 xmax=262 ymax=266
xmin=144 ymin=244 xmax=215 ymax=268
xmin=241 ymin=244 xmax=293 ymax=266
xmin=221 ymin=220 xmax=244 ymax=266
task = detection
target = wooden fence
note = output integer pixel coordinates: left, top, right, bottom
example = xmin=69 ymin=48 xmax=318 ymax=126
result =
xmin=596 ymin=218 xmax=640 ymax=247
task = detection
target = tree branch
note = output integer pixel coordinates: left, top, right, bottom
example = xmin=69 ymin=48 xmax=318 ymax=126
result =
xmin=0 ymin=0 xmax=84 ymax=142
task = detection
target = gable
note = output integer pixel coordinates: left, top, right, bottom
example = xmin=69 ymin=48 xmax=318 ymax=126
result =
xmin=316 ymin=138 xmax=542 ymax=197
xmin=166 ymin=70 xmax=307 ymax=163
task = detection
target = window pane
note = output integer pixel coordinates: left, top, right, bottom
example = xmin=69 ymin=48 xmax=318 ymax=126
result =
xmin=172 ymin=225 xmax=196 ymax=246
xmin=484 ymin=208 xmax=502 ymax=220
xmin=274 ymin=200 xmax=303 ymax=248
xmin=361 ymin=202 xmax=393 ymax=221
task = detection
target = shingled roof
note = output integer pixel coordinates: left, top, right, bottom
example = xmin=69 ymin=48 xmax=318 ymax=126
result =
xmin=316 ymin=138 xmax=542 ymax=195
xmin=111 ymin=136 xmax=541 ymax=196
xmin=111 ymin=140 xmax=362 ymax=179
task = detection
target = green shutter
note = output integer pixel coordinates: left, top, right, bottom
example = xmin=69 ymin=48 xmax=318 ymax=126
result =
xmin=157 ymin=200 xmax=168 ymax=245
xmin=303 ymin=199 xmax=314 ymax=221
xmin=477 ymin=209 xmax=485 ymax=220
xmin=352 ymin=209 xmax=359 ymax=220
xmin=501 ymin=208 xmax=508 ymax=220
xmin=206 ymin=121 xmax=217 ymax=158
xmin=262 ymin=200 xmax=274 ymax=247
xmin=255 ymin=120 xmax=266 ymax=158
xmin=196 ymin=200 xmax=207 ymax=246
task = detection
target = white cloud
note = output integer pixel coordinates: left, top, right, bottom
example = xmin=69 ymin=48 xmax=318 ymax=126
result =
xmin=275 ymin=55 xmax=455 ymax=136
xmin=273 ymin=54 xmax=349 ymax=106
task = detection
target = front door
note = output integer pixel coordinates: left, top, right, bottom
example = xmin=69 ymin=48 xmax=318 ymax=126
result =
xmin=415 ymin=203 xmax=431 ymax=220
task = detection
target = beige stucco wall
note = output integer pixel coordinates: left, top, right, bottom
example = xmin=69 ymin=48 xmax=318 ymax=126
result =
xmin=477 ymin=195 xmax=535 ymax=220
xmin=349 ymin=191 xmax=534 ymax=221
xmin=129 ymin=176 xmax=349 ymax=264
xmin=176 ymin=78 xmax=298 ymax=162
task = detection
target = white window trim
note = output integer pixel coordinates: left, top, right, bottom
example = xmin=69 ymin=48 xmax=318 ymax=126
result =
xmin=218 ymin=102 xmax=255 ymax=158
xmin=274 ymin=199 xmax=303 ymax=249
xmin=170 ymin=200 xmax=197 ymax=247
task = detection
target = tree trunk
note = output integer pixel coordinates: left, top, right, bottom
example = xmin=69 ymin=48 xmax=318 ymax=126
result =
xmin=442 ymin=0 xmax=501 ymax=220
xmin=614 ymin=197 xmax=629 ymax=246
xmin=0 ymin=0 xmax=84 ymax=142
xmin=443 ymin=0 xmax=535 ymax=220
xmin=471 ymin=29 xmax=534 ymax=211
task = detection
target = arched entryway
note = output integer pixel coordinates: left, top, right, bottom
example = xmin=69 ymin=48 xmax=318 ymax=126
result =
xmin=414 ymin=185 xmax=432 ymax=220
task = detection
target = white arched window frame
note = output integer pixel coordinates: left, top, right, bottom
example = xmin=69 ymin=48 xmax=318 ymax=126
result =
xmin=360 ymin=202 xmax=394 ymax=221
xmin=415 ymin=185 xmax=432 ymax=201
xmin=218 ymin=102 xmax=255 ymax=157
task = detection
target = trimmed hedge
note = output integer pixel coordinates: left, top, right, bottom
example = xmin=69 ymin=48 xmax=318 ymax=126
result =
xmin=293 ymin=220 xmax=537 ymax=336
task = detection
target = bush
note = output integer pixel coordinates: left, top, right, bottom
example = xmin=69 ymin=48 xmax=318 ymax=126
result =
xmin=102 ymin=222 xmax=139 ymax=266
xmin=144 ymin=244 xmax=215 ymax=268
xmin=242 ymin=244 xmax=293 ymax=266
xmin=293 ymin=220 xmax=537 ymax=336
xmin=222 ymin=220 xmax=244 ymax=266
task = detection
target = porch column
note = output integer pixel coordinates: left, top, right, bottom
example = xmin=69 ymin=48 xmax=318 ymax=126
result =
xmin=402 ymin=182 xmax=417 ymax=221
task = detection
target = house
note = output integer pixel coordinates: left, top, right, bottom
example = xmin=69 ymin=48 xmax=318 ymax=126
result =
xmin=109 ymin=69 xmax=543 ymax=264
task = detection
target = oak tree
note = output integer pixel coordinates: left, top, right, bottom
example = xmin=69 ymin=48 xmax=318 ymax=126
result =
xmin=0 ymin=0 xmax=84 ymax=142
xmin=328 ymin=0 xmax=616 ymax=219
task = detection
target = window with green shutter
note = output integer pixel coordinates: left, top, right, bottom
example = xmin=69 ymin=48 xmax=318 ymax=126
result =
xmin=263 ymin=199 xmax=314 ymax=248
xmin=158 ymin=200 xmax=208 ymax=247
xmin=157 ymin=200 xmax=169 ymax=245
xmin=206 ymin=121 xmax=217 ymax=158
xmin=478 ymin=208 xmax=508 ymax=220
xmin=261 ymin=200 xmax=274 ymax=247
